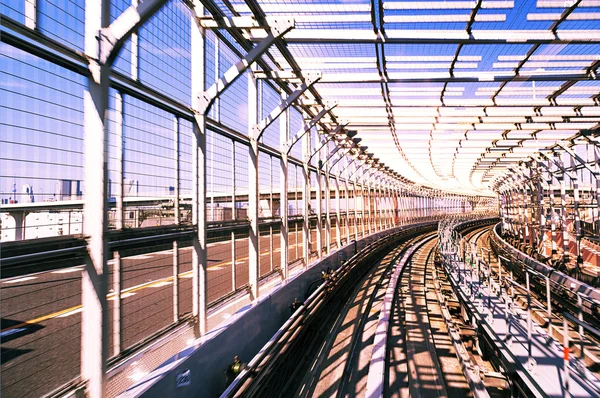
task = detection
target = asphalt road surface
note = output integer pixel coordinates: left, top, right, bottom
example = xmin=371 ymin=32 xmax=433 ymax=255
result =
xmin=0 ymin=225 xmax=357 ymax=398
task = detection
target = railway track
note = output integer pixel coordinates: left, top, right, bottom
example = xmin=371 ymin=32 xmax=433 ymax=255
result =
xmin=226 ymin=225 xmax=508 ymax=398
xmin=466 ymin=226 xmax=600 ymax=375
xmin=291 ymin=234 xmax=425 ymax=398
xmin=394 ymin=237 xmax=470 ymax=397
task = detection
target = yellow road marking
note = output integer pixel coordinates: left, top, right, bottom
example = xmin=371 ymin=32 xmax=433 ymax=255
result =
xmin=1 ymin=242 xmax=307 ymax=333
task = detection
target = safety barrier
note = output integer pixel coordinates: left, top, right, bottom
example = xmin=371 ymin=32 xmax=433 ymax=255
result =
xmin=117 ymin=222 xmax=437 ymax=397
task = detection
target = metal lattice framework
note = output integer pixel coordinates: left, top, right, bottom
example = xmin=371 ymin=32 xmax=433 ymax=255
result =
xmin=198 ymin=0 xmax=600 ymax=195
xmin=1 ymin=0 xmax=598 ymax=397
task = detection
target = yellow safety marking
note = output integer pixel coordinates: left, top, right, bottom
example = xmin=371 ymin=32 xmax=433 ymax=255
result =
xmin=1 ymin=241 xmax=307 ymax=333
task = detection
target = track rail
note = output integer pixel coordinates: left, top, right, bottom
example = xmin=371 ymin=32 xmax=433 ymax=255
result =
xmin=473 ymin=227 xmax=600 ymax=375
xmin=226 ymin=222 xmax=506 ymax=398
xmin=220 ymin=223 xmax=437 ymax=398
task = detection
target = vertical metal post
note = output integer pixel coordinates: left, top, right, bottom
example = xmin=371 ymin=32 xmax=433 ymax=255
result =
xmin=354 ymin=180 xmax=359 ymax=237
xmin=335 ymin=176 xmax=341 ymax=248
xmin=548 ymin=164 xmax=557 ymax=255
xmin=115 ymin=92 xmax=124 ymax=230
xmin=248 ymin=67 xmax=259 ymax=299
xmin=367 ymin=173 xmax=373 ymax=233
xmin=570 ymin=155 xmax=582 ymax=272
xmin=270 ymin=224 xmax=274 ymax=272
xmin=325 ymin=171 xmax=331 ymax=254
xmin=345 ymin=180 xmax=350 ymax=243
xmin=112 ymin=251 xmax=121 ymax=357
xmin=25 ymin=0 xmax=36 ymax=29
xmin=316 ymin=165 xmax=323 ymax=259
xmin=191 ymin=9 xmax=207 ymax=335
xmin=192 ymin=119 xmax=208 ymax=332
xmin=537 ymin=166 xmax=545 ymax=249
xmin=577 ymin=293 xmax=584 ymax=362
xmin=556 ymin=157 xmax=569 ymax=264
xmin=280 ymin=105 xmax=289 ymax=280
xmin=526 ymin=271 xmax=532 ymax=360
xmin=173 ymin=116 xmax=180 ymax=322
xmin=269 ymin=159 xmax=274 ymax=272
xmin=231 ymin=142 xmax=236 ymax=291
xmin=518 ymin=186 xmax=525 ymax=245
xmin=546 ymin=275 xmax=552 ymax=338
xmin=564 ymin=316 xmax=571 ymax=395
xmin=82 ymin=1 xmax=110 ymax=395
xmin=130 ymin=0 xmax=139 ymax=81
xmin=302 ymin=120 xmax=311 ymax=266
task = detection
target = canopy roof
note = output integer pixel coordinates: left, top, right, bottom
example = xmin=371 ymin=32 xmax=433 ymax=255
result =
xmin=201 ymin=0 xmax=600 ymax=196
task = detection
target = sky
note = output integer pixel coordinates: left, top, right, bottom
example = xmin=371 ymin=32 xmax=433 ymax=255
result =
xmin=1 ymin=0 xmax=599 ymax=204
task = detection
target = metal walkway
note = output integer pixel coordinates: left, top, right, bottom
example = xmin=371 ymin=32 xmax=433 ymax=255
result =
xmin=441 ymin=253 xmax=600 ymax=398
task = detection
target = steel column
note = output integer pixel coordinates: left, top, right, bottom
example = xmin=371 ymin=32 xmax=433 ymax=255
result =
xmin=112 ymin=251 xmax=122 ymax=357
xmin=191 ymin=1 xmax=207 ymax=335
xmin=173 ymin=116 xmax=180 ymax=322
xmin=25 ymin=0 xmax=37 ymax=29
xmin=81 ymin=1 xmax=110 ymax=396
xmin=325 ymin=171 xmax=331 ymax=254
xmin=345 ymin=179 xmax=350 ymax=242
xmin=558 ymin=157 xmax=570 ymax=264
xmin=335 ymin=175 xmax=342 ymax=248
xmin=316 ymin=160 xmax=323 ymax=259
xmin=280 ymin=104 xmax=289 ymax=280
xmin=303 ymin=122 xmax=311 ymax=265
xmin=248 ymin=67 xmax=259 ymax=299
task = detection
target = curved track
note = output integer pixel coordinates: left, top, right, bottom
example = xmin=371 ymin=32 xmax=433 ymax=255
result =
xmin=467 ymin=226 xmax=600 ymax=376
xmin=236 ymin=226 xmax=512 ymax=398
xmin=291 ymin=235 xmax=424 ymax=398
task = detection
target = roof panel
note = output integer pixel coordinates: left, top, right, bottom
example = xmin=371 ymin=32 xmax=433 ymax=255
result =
xmin=221 ymin=0 xmax=600 ymax=195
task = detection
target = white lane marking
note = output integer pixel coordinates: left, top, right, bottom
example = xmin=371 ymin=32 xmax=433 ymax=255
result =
xmin=57 ymin=308 xmax=83 ymax=318
xmin=108 ymin=292 xmax=136 ymax=300
xmin=52 ymin=267 xmax=84 ymax=274
xmin=153 ymin=249 xmax=174 ymax=255
xmin=129 ymin=369 xmax=148 ymax=382
xmin=3 ymin=276 xmax=37 ymax=284
xmin=125 ymin=254 xmax=154 ymax=260
xmin=209 ymin=266 xmax=224 ymax=271
xmin=147 ymin=281 xmax=173 ymax=288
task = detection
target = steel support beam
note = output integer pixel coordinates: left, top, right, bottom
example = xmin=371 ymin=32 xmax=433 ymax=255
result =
xmin=247 ymin=29 xmax=600 ymax=45
xmin=99 ymin=0 xmax=169 ymax=66
xmin=335 ymin=175 xmax=342 ymax=248
xmin=81 ymin=1 xmax=110 ymax=396
xmin=190 ymin=0 xmax=208 ymax=336
xmin=303 ymin=119 xmax=311 ymax=265
xmin=309 ymin=124 xmax=349 ymax=163
xmin=280 ymin=101 xmax=290 ymax=280
xmin=285 ymin=103 xmax=337 ymax=155
xmin=316 ymin=151 xmax=323 ymax=259
xmin=248 ymin=65 xmax=260 ymax=300
xmin=254 ymin=74 xmax=321 ymax=139
xmin=198 ymin=19 xmax=295 ymax=114
xmin=173 ymin=116 xmax=180 ymax=323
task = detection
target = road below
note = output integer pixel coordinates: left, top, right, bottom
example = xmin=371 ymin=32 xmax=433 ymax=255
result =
xmin=0 ymin=224 xmax=359 ymax=398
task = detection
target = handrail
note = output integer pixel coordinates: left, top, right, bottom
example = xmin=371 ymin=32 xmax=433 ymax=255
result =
xmin=490 ymin=223 xmax=600 ymax=302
